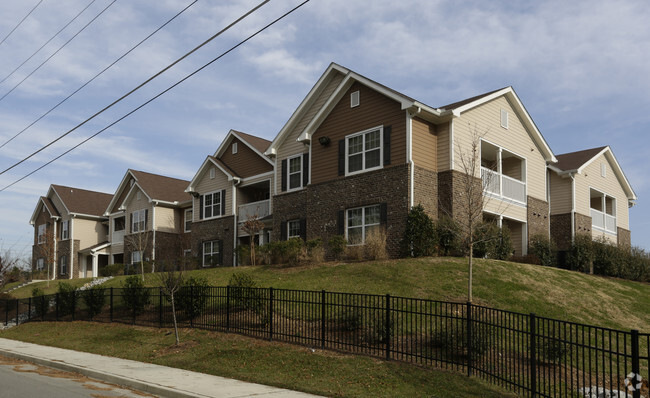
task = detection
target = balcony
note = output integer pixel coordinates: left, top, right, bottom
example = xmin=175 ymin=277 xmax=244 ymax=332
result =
xmin=481 ymin=167 xmax=526 ymax=204
xmin=238 ymin=199 xmax=270 ymax=222
xmin=590 ymin=209 xmax=616 ymax=234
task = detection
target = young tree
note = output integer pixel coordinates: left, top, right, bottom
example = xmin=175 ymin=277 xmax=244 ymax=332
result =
xmin=241 ymin=215 xmax=264 ymax=266
xmin=125 ymin=228 xmax=152 ymax=282
xmin=35 ymin=227 xmax=57 ymax=286
xmin=0 ymin=247 xmax=20 ymax=291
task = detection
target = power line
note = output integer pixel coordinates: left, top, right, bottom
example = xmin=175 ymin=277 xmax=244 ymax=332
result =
xmin=0 ymin=0 xmax=45 ymax=46
xmin=0 ymin=0 xmax=99 ymax=86
xmin=0 ymin=0 xmax=270 ymax=175
xmin=0 ymin=0 xmax=118 ymax=104
xmin=0 ymin=0 xmax=312 ymax=193
xmin=0 ymin=0 xmax=198 ymax=150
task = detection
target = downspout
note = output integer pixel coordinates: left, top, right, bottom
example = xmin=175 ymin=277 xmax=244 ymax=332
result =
xmin=53 ymin=219 xmax=58 ymax=280
xmin=232 ymin=177 xmax=241 ymax=266
xmin=152 ymin=203 xmax=156 ymax=268
xmin=570 ymin=173 xmax=576 ymax=243
xmin=406 ymin=110 xmax=416 ymax=208
xmin=69 ymin=216 xmax=74 ymax=280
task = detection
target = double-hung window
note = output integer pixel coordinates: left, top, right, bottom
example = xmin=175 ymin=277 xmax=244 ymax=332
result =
xmin=62 ymin=220 xmax=69 ymax=240
xmin=347 ymin=204 xmax=381 ymax=245
xmin=288 ymin=155 xmax=302 ymax=190
xmin=37 ymin=224 xmax=46 ymax=243
xmin=131 ymin=209 xmax=146 ymax=233
xmin=346 ymin=127 xmax=382 ymax=175
xmin=203 ymin=240 xmax=220 ymax=267
xmin=287 ymin=220 xmax=301 ymax=239
xmin=60 ymin=255 xmax=67 ymax=275
xmin=36 ymin=258 xmax=44 ymax=271
xmin=184 ymin=209 xmax=192 ymax=232
xmin=203 ymin=191 xmax=221 ymax=219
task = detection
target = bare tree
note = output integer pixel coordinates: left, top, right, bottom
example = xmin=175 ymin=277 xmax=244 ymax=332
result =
xmin=0 ymin=247 xmax=20 ymax=291
xmin=125 ymin=229 xmax=152 ymax=282
xmin=35 ymin=227 xmax=57 ymax=286
xmin=241 ymin=215 xmax=264 ymax=266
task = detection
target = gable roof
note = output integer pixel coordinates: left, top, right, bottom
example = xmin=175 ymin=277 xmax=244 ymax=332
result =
xmin=185 ymin=156 xmax=241 ymax=194
xmin=104 ymin=170 xmax=191 ymax=214
xmin=49 ymin=185 xmax=112 ymax=218
xmin=29 ymin=196 xmax=61 ymax=225
xmin=268 ymin=62 xmax=556 ymax=163
xmin=213 ymin=129 xmax=273 ymax=166
xmin=550 ymin=146 xmax=637 ymax=201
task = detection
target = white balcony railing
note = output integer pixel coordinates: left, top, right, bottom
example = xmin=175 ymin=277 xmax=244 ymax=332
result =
xmin=238 ymin=199 xmax=271 ymax=222
xmin=481 ymin=167 xmax=526 ymax=204
xmin=591 ymin=208 xmax=617 ymax=234
xmin=112 ymin=230 xmax=125 ymax=244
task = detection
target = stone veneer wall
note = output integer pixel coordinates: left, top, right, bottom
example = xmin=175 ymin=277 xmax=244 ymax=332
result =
xmin=412 ymin=165 xmax=438 ymax=219
xmin=617 ymin=227 xmax=631 ymax=248
xmin=191 ymin=216 xmax=235 ymax=267
xmin=55 ymin=239 xmax=79 ymax=279
xmin=527 ymin=196 xmax=550 ymax=239
xmin=272 ymin=165 xmax=410 ymax=258
xmin=124 ymin=234 xmax=154 ymax=268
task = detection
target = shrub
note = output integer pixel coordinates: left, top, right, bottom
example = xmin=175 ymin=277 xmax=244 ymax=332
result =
xmin=491 ymin=225 xmax=513 ymax=261
xmin=175 ymin=276 xmax=210 ymax=319
xmin=261 ymin=239 xmax=303 ymax=266
xmin=100 ymin=263 xmax=124 ymax=277
xmin=430 ymin=322 xmax=492 ymax=358
xmin=529 ymin=234 xmax=557 ymax=267
xmin=592 ymin=237 xmax=624 ymax=277
xmin=566 ymin=234 xmax=594 ymax=272
xmin=236 ymin=245 xmax=251 ymax=266
xmin=338 ymin=307 xmax=363 ymax=332
xmin=82 ymin=286 xmax=106 ymax=319
xmin=472 ymin=222 xmax=500 ymax=259
xmin=121 ymin=275 xmax=151 ymax=315
xmin=31 ymin=288 xmax=49 ymax=318
xmin=626 ymin=246 xmax=650 ymax=282
xmin=401 ymin=204 xmax=437 ymax=258
xmin=229 ymin=272 xmax=265 ymax=317
xmin=57 ymin=282 xmax=77 ymax=317
xmin=328 ymin=235 xmax=347 ymax=260
xmin=364 ymin=313 xmax=395 ymax=344
xmin=436 ymin=216 xmax=461 ymax=256
xmin=538 ymin=338 xmax=568 ymax=364
xmin=305 ymin=238 xmax=325 ymax=263
xmin=364 ymin=228 xmax=388 ymax=261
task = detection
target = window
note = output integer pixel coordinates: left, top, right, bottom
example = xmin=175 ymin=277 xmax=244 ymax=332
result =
xmin=184 ymin=209 xmax=192 ymax=232
xmin=60 ymin=255 xmax=67 ymax=275
xmin=232 ymin=142 xmax=238 ymax=154
xmin=36 ymin=258 xmax=44 ymax=271
xmin=37 ymin=224 xmax=46 ymax=243
xmin=500 ymin=109 xmax=509 ymax=129
xmin=203 ymin=241 xmax=220 ymax=267
xmin=136 ymin=191 xmax=141 ymax=200
xmin=203 ymin=191 xmax=221 ymax=219
xmin=114 ymin=217 xmax=125 ymax=231
xmin=288 ymin=155 xmax=302 ymax=190
xmin=601 ymin=163 xmax=607 ymax=178
xmin=346 ymin=127 xmax=382 ymax=175
xmin=209 ymin=167 xmax=215 ymax=179
xmin=61 ymin=220 xmax=69 ymax=240
xmin=347 ymin=204 xmax=381 ymax=245
xmin=350 ymin=90 xmax=360 ymax=107
xmin=287 ymin=220 xmax=301 ymax=239
xmin=131 ymin=209 xmax=146 ymax=233
xmin=183 ymin=249 xmax=192 ymax=257
xmin=131 ymin=251 xmax=142 ymax=264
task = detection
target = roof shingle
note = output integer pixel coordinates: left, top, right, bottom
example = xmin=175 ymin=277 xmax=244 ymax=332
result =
xmin=51 ymin=185 xmax=113 ymax=217
xmin=554 ymin=146 xmax=608 ymax=172
xmin=130 ymin=170 xmax=191 ymax=203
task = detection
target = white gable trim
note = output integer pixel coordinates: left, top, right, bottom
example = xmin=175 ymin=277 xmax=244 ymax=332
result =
xmin=119 ymin=183 xmax=152 ymax=211
xmin=185 ymin=157 xmax=239 ymax=193
xmin=583 ymin=147 xmax=636 ymax=201
xmin=104 ymin=170 xmax=138 ymax=216
xmin=48 ymin=186 xmax=71 ymax=215
xmin=29 ymin=197 xmax=60 ymax=225
xmin=214 ymin=130 xmax=274 ymax=166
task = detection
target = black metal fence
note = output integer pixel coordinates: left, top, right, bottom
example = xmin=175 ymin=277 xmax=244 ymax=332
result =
xmin=2 ymin=288 xmax=648 ymax=397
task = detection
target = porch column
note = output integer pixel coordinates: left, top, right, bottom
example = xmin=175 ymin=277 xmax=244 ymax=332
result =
xmin=92 ymin=254 xmax=98 ymax=278
xmin=497 ymin=148 xmax=502 ymax=196
xmin=497 ymin=215 xmax=503 ymax=229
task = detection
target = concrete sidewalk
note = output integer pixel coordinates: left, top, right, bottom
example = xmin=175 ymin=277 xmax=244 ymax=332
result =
xmin=0 ymin=338 xmax=321 ymax=398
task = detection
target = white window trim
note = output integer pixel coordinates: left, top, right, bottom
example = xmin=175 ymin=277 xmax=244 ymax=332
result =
xmin=287 ymin=219 xmax=301 ymax=239
xmin=209 ymin=167 xmax=216 ymax=179
xmin=36 ymin=258 xmax=44 ymax=271
xmin=183 ymin=249 xmax=192 ymax=257
xmin=202 ymin=240 xmax=219 ymax=267
xmin=62 ymin=220 xmax=69 ymax=240
xmin=59 ymin=255 xmax=67 ymax=275
xmin=184 ymin=209 xmax=192 ymax=232
xmin=286 ymin=154 xmax=303 ymax=192
xmin=350 ymin=90 xmax=360 ymax=108
xmin=131 ymin=250 xmax=142 ymax=264
xmin=601 ymin=163 xmax=607 ymax=178
xmin=345 ymin=126 xmax=384 ymax=177
xmin=232 ymin=142 xmax=238 ymax=154
xmin=345 ymin=204 xmax=381 ymax=246
xmin=131 ymin=209 xmax=146 ymax=233
xmin=500 ymin=109 xmax=509 ymax=129
xmin=202 ymin=190 xmax=222 ymax=220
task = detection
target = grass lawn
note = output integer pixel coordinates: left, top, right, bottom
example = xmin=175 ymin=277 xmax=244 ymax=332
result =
xmin=0 ymin=321 xmax=515 ymax=398
xmin=10 ymin=257 xmax=649 ymax=331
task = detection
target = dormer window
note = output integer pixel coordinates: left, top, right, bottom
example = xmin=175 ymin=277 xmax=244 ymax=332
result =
xmin=232 ymin=142 xmax=238 ymax=154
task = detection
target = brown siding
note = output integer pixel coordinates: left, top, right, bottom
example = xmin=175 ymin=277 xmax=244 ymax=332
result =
xmin=111 ymin=176 xmax=133 ymax=214
xmin=311 ymin=82 xmax=407 ymax=185
xmin=219 ymin=137 xmax=273 ymax=178
xmin=412 ymin=117 xmax=437 ymax=171
xmin=437 ymin=122 xmax=450 ymax=171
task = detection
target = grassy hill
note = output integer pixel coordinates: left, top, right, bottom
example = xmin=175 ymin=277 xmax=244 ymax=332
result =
xmin=9 ymin=256 xmax=650 ymax=332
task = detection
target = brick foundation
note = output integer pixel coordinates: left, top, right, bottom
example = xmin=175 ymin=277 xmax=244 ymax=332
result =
xmin=191 ymin=216 xmax=235 ymax=267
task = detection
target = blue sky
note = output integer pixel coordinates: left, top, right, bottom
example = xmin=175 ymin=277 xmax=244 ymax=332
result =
xmin=0 ymin=0 xmax=648 ymax=259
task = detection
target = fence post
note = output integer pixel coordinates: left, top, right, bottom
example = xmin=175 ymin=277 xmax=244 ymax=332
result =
xmin=226 ymin=285 xmax=230 ymax=332
xmin=190 ymin=285 xmax=194 ymax=329
xmin=466 ymin=301 xmax=473 ymax=376
xmin=385 ymin=294 xmax=391 ymax=360
xmin=159 ymin=287 xmax=163 ymax=328
xmin=4 ymin=299 xmax=8 ymax=326
xmin=41 ymin=296 xmax=46 ymax=321
xmin=15 ymin=299 xmax=19 ymax=325
xmin=269 ymin=287 xmax=274 ymax=341
xmin=109 ymin=287 xmax=113 ymax=323
xmin=631 ymin=329 xmax=641 ymax=398
xmin=55 ymin=293 xmax=59 ymax=321
xmin=529 ymin=313 xmax=537 ymax=397
xmin=71 ymin=291 xmax=76 ymax=321
xmin=28 ymin=297 xmax=31 ymax=322
xmin=321 ymin=290 xmax=326 ymax=348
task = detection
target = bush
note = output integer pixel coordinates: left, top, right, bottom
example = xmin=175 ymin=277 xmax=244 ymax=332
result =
xmin=592 ymin=237 xmax=624 ymax=277
xmin=401 ymin=204 xmax=437 ymax=258
xmin=338 ymin=307 xmax=363 ymax=332
xmin=305 ymin=239 xmax=325 ymax=263
xmin=229 ymin=272 xmax=265 ymax=316
xmin=364 ymin=228 xmax=388 ymax=261
xmin=236 ymin=245 xmax=251 ymax=266
xmin=566 ymin=234 xmax=594 ymax=272
xmin=436 ymin=216 xmax=461 ymax=256
xmin=538 ymin=338 xmax=568 ymax=364
xmin=328 ymin=235 xmax=347 ymax=260
xmin=430 ymin=322 xmax=492 ymax=358
xmin=82 ymin=286 xmax=106 ymax=319
xmin=626 ymin=246 xmax=650 ymax=282
xmin=529 ymin=234 xmax=557 ymax=267
xmin=31 ymin=288 xmax=49 ymax=318
xmin=121 ymin=275 xmax=151 ymax=315
xmin=100 ymin=263 xmax=124 ymax=277
xmin=491 ymin=225 xmax=514 ymax=260
xmin=260 ymin=239 xmax=303 ymax=266
xmin=175 ymin=276 xmax=210 ymax=319
xmin=57 ymin=282 xmax=77 ymax=317
xmin=364 ymin=313 xmax=395 ymax=344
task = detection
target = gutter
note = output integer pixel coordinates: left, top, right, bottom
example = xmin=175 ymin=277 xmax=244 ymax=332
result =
xmin=570 ymin=173 xmax=576 ymax=243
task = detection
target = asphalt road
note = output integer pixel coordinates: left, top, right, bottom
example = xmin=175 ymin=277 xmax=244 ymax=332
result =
xmin=0 ymin=355 xmax=156 ymax=398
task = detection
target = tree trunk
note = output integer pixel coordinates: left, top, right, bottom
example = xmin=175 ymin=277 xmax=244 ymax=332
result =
xmin=170 ymin=293 xmax=179 ymax=345
xmin=250 ymin=241 xmax=255 ymax=266
xmin=468 ymin=242 xmax=473 ymax=303
xmin=140 ymin=260 xmax=145 ymax=282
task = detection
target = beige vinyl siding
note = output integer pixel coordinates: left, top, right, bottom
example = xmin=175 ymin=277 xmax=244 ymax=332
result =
xmin=155 ymin=206 xmax=177 ymax=233
xmin=437 ymin=122 xmax=450 ymax=171
xmin=484 ymin=198 xmax=527 ymax=221
xmin=219 ymin=137 xmax=272 ymax=178
xmin=574 ymin=153 xmax=629 ymax=231
xmin=412 ymin=117 xmax=437 ymax=171
xmin=503 ymin=219 xmax=524 ymax=256
xmin=193 ymin=166 xmax=232 ymax=220
xmin=123 ymin=187 xmax=153 ymax=232
xmin=454 ymin=96 xmax=548 ymax=202
xmin=74 ymin=218 xmax=106 ymax=249
xmin=549 ymin=172 xmax=572 ymax=215
xmin=275 ymin=72 xmax=344 ymax=194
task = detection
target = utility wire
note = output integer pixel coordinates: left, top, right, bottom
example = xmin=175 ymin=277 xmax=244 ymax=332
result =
xmin=0 ymin=0 xmax=312 ymax=192
xmin=0 ymin=0 xmax=198 ymax=150
xmin=0 ymin=0 xmax=99 ymax=86
xmin=0 ymin=0 xmax=45 ymax=46
xmin=0 ymin=0 xmax=118 ymax=104
xmin=0 ymin=0 xmax=269 ymax=175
